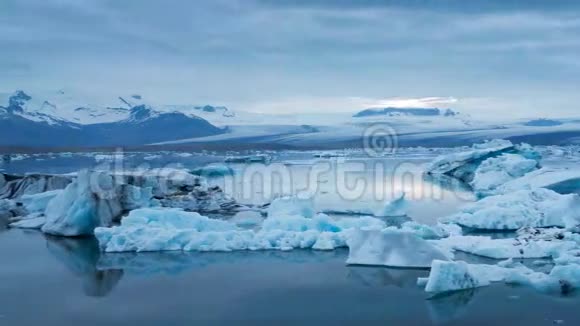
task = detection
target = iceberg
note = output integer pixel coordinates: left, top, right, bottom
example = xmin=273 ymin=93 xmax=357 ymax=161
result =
xmin=424 ymin=260 xmax=535 ymax=293
xmin=229 ymin=210 xmax=264 ymax=227
xmin=39 ymin=171 xmax=155 ymax=236
xmin=434 ymin=233 xmax=577 ymax=259
xmin=442 ymin=188 xmax=580 ymax=230
xmin=0 ymin=172 xmax=73 ymax=199
xmin=95 ymin=204 xmax=387 ymax=253
xmin=346 ymin=228 xmax=452 ymax=268
xmin=41 ymin=171 xmax=125 ymax=236
xmin=118 ymin=207 xmax=235 ymax=231
xmin=497 ymin=168 xmax=580 ymax=195
xmin=399 ymin=221 xmax=455 ymax=240
xmin=115 ymin=168 xmax=238 ymax=214
xmin=20 ymin=189 xmax=62 ymax=213
xmin=470 ymin=153 xmax=540 ymax=196
xmin=509 ymin=264 xmax=580 ymax=294
xmin=425 ymin=140 xmax=540 ymax=185
xmin=267 ymin=195 xmax=315 ymax=219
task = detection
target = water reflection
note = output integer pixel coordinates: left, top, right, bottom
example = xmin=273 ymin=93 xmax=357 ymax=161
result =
xmin=346 ymin=266 xmax=428 ymax=289
xmin=45 ymin=235 xmax=123 ymax=297
xmin=427 ymin=289 xmax=478 ymax=325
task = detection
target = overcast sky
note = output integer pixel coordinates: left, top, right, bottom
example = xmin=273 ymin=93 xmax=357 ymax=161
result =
xmin=1 ymin=0 xmax=580 ymax=118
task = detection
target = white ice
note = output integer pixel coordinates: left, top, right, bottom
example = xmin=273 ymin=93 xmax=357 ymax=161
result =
xmin=426 ymin=139 xmax=515 ymax=177
xmin=434 ymin=234 xmax=577 ymax=259
xmin=470 ymin=153 xmax=539 ymax=196
xmin=424 ymin=260 xmax=536 ymax=293
xmin=497 ymin=167 xmax=580 ymax=195
xmin=20 ymin=190 xmax=62 ymax=213
xmin=441 ymin=188 xmax=580 ymax=230
xmin=346 ymin=228 xmax=452 ymax=268
xmin=267 ymin=195 xmax=316 ymax=219
xmin=9 ymin=214 xmax=46 ymax=229
xmin=95 ymin=201 xmax=387 ymax=252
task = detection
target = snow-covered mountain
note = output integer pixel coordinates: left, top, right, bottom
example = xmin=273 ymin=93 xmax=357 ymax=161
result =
xmin=0 ymin=90 xmax=237 ymax=126
xmin=353 ymin=107 xmax=460 ymax=118
xmin=0 ymin=90 xmax=224 ymax=147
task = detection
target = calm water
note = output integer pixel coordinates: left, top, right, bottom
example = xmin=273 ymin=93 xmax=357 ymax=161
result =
xmin=1 ymin=152 xmax=580 ymax=325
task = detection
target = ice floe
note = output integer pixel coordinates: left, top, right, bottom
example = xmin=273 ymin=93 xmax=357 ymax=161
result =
xmin=496 ymin=167 xmax=580 ymax=195
xmin=346 ymin=228 xmax=452 ymax=268
xmin=20 ymin=189 xmax=62 ymax=213
xmin=95 ymin=194 xmax=388 ymax=253
xmin=470 ymin=153 xmax=540 ymax=196
xmin=434 ymin=233 xmax=577 ymax=259
xmin=426 ymin=139 xmax=540 ymax=186
xmin=424 ymin=260 xmax=536 ymax=293
xmin=267 ymin=195 xmax=316 ymax=219
xmin=441 ymin=188 xmax=580 ymax=230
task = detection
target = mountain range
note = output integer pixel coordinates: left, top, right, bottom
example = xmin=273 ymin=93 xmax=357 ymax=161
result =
xmin=0 ymin=90 xmax=225 ymax=147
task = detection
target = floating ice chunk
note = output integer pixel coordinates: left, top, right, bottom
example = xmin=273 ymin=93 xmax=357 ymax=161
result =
xmin=424 ymin=260 xmax=535 ymax=293
xmin=120 ymin=208 xmax=236 ymax=231
xmin=470 ymin=153 xmax=539 ymax=196
xmin=262 ymin=214 xmax=385 ymax=233
xmin=267 ymin=195 xmax=315 ymax=219
xmin=229 ymin=210 xmax=264 ymax=227
xmin=95 ymin=207 xmax=386 ymax=252
xmin=400 ymin=221 xmax=451 ymax=240
xmin=426 ymin=139 xmax=515 ymax=181
xmin=426 ymin=140 xmax=540 ymax=185
xmin=346 ymin=228 xmax=452 ymax=268
xmin=9 ymin=214 xmax=46 ymax=229
xmin=442 ymin=188 xmax=580 ymax=230
xmin=375 ymin=192 xmax=407 ymax=217
xmin=42 ymin=171 xmax=123 ymax=236
xmin=497 ymin=168 xmax=580 ymax=195
xmin=506 ymin=264 xmax=580 ymax=294
xmin=434 ymin=234 xmax=577 ymax=259
xmin=20 ymin=190 xmax=62 ymax=213
xmin=0 ymin=173 xmax=72 ymax=199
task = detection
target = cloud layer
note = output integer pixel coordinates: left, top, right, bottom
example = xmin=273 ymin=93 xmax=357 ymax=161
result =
xmin=1 ymin=0 xmax=580 ymax=118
